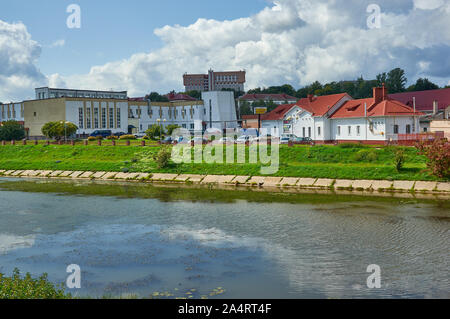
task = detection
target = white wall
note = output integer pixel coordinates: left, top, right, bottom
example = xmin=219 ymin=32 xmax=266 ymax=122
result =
xmin=202 ymin=91 xmax=238 ymax=130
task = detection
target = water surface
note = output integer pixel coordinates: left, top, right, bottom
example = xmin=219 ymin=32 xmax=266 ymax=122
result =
xmin=0 ymin=178 xmax=448 ymax=299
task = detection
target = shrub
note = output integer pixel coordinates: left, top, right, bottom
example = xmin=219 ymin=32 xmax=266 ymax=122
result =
xmin=166 ymin=124 xmax=181 ymax=136
xmin=146 ymin=124 xmax=165 ymax=140
xmin=153 ymin=146 xmax=172 ymax=169
xmin=95 ymin=135 xmax=103 ymax=140
xmin=87 ymin=136 xmax=96 ymax=141
xmin=119 ymin=135 xmax=136 ymax=140
xmin=0 ymin=268 xmax=72 ymax=299
xmin=394 ymin=149 xmax=405 ymax=172
xmin=416 ymin=139 xmax=450 ymax=178
xmin=41 ymin=121 xmax=78 ymax=140
xmin=106 ymin=135 xmax=118 ymax=140
xmin=0 ymin=120 xmax=26 ymax=141
xmin=352 ymin=149 xmax=378 ymax=162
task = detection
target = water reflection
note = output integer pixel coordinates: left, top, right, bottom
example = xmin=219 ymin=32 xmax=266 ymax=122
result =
xmin=0 ymin=178 xmax=448 ymax=299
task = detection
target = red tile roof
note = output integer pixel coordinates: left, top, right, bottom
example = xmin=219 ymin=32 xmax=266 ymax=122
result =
xmin=296 ymin=93 xmax=349 ymax=116
xmin=241 ymin=115 xmax=258 ymax=120
xmin=388 ymin=88 xmax=450 ymax=112
xmin=261 ymin=104 xmax=297 ymax=121
xmin=165 ymin=93 xmax=197 ymax=101
xmin=330 ymin=97 xmax=424 ymax=118
xmin=239 ymin=93 xmax=298 ymax=101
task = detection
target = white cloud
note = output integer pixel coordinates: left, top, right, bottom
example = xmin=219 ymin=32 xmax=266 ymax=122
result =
xmin=48 ymin=39 xmax=65 ymax=48
xmin=1 ymin=0 xmax=449 ymax=101
xmin=0 ymin=20 xmax=46 ymax=101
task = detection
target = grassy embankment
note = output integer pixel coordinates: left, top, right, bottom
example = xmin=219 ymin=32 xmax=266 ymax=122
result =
xmin=0 ymin=144 xmax=445 ymax=181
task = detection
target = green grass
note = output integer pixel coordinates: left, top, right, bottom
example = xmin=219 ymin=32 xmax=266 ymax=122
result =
xmin=0 ymin=144 xmax=446 ymax=181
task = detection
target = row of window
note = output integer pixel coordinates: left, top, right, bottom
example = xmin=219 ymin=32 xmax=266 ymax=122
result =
xmin=79 ymin=107 xmax=121 ymax=129
xmin=147 ymin=123 xmax=195 ymax=130
xmin=1 ymin=105 xmax=24 ymax=119
xmin=337 ymin=125 xmax=362 ymax=136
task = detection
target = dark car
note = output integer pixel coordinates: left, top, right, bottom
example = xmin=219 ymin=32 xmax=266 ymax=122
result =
xmin=161 ymin=136 xmax=173 ymax=145
xmin=114 ymin=132 xmax=127 ymax=137
xmin=90 ymin=130 xmax=112 ymax=138
xmin=294 ymin=137 xmax=313 ymax=144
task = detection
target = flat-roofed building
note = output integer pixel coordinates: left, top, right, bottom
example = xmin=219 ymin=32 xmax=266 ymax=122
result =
xmin=35 ymin=87 xmax=128 ymax=100
xmin=183 ymin=69 xmax=246 ymax=92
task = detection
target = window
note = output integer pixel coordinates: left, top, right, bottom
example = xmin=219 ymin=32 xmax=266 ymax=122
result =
xmin=337 ymin=126 xmax=341 ymax=136
xmin=94 ymin=108 xmax=99 ymax=129
xmin=86 ymin=108 xmax=91 ymax=129
xmin=317 ymin=126 xmax=321 ymax=136
xmin=148 ymin=107 xmax=153 ymax=118
xmin=101 ymin=108 xmax=106 ymax=128
xmin=182 ymin=124 xmax=187 ymax=129
xmin=190 ymin=123 xmax=195 ymax=130
xmin=348 ymin=126 xmax=352 ymax=136
xmin=406 ymin=125 xmax=411 ymax=134
xmin=34 ymin=112 xmax=37 ymax=117
xmin=394 ymin=125 xmax=399 ymax=134
xmin=424 ymin=127 xmax=428 ymax=133
xmin=357 ymin=126 xmax=360 ymax=136
xmin=302 ymin=127 xmax=306 ymax=137
xmin=78 ymin=108 xmax=84 ymax=129
xmin=308 ymin=127 xmax=311 ymax=138
xmin=109 ymin=108 xmax=114 ymax=128
xmin=116 ymin=108 xmax=121 ymax=128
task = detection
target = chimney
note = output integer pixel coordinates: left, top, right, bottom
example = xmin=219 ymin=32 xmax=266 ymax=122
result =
xmin=307 ymin=94 xmax=314 ymax=102
xmin=373 ymin=83 xmax=388 ymax=104
xmin=433 ymin=100 xmax=438 ymax=115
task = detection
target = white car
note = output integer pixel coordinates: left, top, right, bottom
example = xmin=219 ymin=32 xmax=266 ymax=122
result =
xmin=280 ymin=135 xmax=292 ymax=144
xmin=134 ymin=133 xmax=146 ymax=138
xmin=235 ymin=135 xmax=254 ymax=144
xmin=214 ymin=137 xmax=235 ymax=145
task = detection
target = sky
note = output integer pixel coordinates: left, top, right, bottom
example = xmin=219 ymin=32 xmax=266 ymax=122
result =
xmin=0 ymin=0 xmax=449 ymax=102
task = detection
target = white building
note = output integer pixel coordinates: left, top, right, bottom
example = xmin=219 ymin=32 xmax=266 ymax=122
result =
xmin=35 ymin=87 xmax=128 ymax=100
xmin=0 ymin=102 xmax=25 ymax=124
xmin=261 ymin=86 xmax=423 ymax=144
xmin=128 ymin=91 xmax=238 ymax=134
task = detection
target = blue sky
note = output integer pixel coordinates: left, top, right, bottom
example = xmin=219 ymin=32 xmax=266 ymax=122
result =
xmin=1 ymin=0 xmax=268 ymax=76
xmin=0 ymin=0 xmax=449 ymax=101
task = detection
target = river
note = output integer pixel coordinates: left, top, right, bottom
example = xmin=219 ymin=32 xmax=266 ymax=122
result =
xmin=0 ymin=178 xmax=448 ymax=299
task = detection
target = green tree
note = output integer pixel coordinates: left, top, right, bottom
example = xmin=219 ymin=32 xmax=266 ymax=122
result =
xmin=146 ymin=92 xmax=169 ymax=102
xmin=386 ymin=68 xmax=407 ymax=93
xmin=166 ymin=124 xmax=180 ymax=136
xmin=239 ymin=101 xmax=253 ymax=116
xmin=0 ymin=120 xmax=26 ymax=141
xmin=41 ymin=121 xmax=78 ymax=140
xmin=376 ymin=72 xmax=387 ymax=86
xmin=407 ymin=78 xmax=439 ymax=91
xmin=184 ymin=90 xmax=201 ymax=99
xmin=145 ymin=124 xmax=165 ymax=140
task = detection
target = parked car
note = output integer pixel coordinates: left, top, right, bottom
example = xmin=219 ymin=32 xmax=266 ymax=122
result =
xmin=280 ymin=135 xmax=292 ymax=144
xmin=215 ymin=137 xmax=235 ymax=145
xmin=294 ymin=137 xmax=313 ymax=144
xmin=161 ymin=136 xmax=173 ymax=145
xmin=235 ymin=135 xmax=254 ymax=144
xmin=134 ymin=133 xmax=146 ymax=138
xmin=189 ymin=137 xmax=208 ymax=145
xmin=90 ymin=130 xmax=112 ymax=138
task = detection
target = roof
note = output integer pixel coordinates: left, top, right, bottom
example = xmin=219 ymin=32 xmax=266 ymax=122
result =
xmin=128 ymin=97 xmax=146 ymax=102
xmin=165 ymin=93 xmax=197 ymax=101
xmin=330 ymin=97 xmax=424 ymax=118
xmin=296 ymin=93 xmax=349 ymax=116
xmin=261 ymin=104 xmax=297 ymax=121
xmin=388 ymin=88 xmax=450 ymax=112
xmin=239 ymin=93 xmax=298 ymax=101
xmin=241 ymin=115 xmax=258 ymax=120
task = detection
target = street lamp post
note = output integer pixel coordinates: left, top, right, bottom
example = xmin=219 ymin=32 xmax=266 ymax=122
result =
xmin=157 ymin=118 xmax=166 ymax=143
xmin=60 ymin=121 xmax=68 ymax=143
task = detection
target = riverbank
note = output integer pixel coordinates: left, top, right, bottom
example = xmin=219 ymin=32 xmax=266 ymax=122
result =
xmin=0 ymin=144 xmax=446 ymax=181
xmin=1 ymin=169 xmax=449 ymax=198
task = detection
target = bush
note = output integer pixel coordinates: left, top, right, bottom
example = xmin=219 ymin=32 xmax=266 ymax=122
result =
xmin=87 ymin=136 xmax=96 ymax=141
xmin=394 ymin=149 xmax=405 ymax=172
xmin=153 ymin=146 xmax=172 ymax=169
xmin=352 ymin=149 xmax=378 ymax=162
xmin=119 ymin=135 xmax=136 ymax=140
xmin=106 ymin=135 xmax=118 ymax=140
xmin=146 ymin=124 xmax=165 ymax=140
xmin=416 ymin=139 xmax=450 ymax=178
xmin=0 ymin=268 xmax=72 ymax=299
xmin=41 ymin=121 xmax=78 ymax=140
xmin=0 ymin=120 xmax=25 ymax=141
xmin=95 ymin=135 xmax=103 ymax=140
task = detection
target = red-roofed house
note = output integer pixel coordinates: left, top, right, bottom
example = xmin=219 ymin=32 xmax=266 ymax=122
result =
xmin=260 ymin=104 xmax=301 ymax=136
xmin=328 ymin=86 xmax=424 ymax=143
xmin=165 ymin=92 xmax=198 ymax=102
